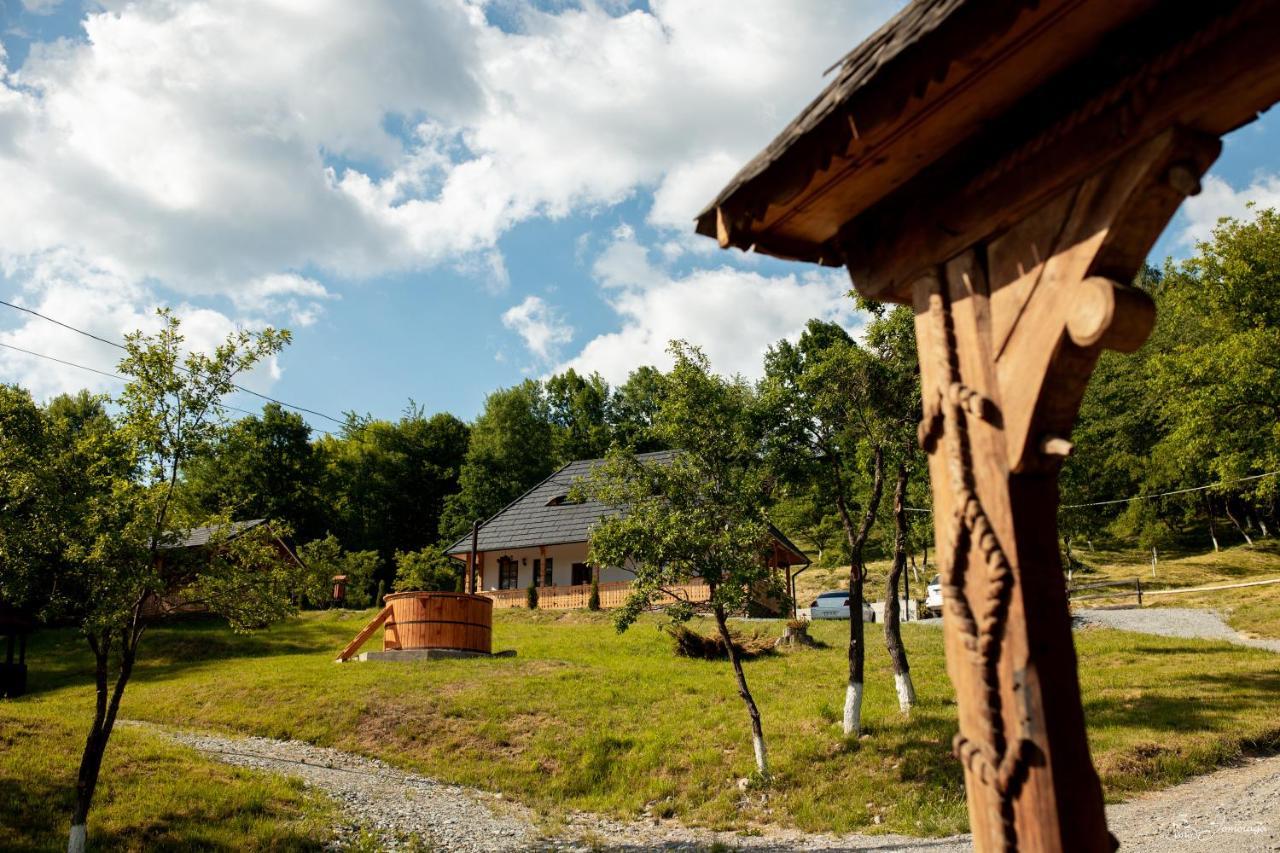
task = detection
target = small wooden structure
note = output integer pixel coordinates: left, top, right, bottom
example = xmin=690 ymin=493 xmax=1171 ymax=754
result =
xmin=696 ymin=2 xmax=1280 ymax=850
xmin=331 ymin=574 xmax=348 ymax=607
xmin=335 ymin=591 xmax=493 ymax=662
xmin=0 ymin=603 xmax=33 ymax=698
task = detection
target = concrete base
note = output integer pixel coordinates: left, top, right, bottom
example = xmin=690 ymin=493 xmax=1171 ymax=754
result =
xmin=351 ymin=648 xmax=516 ymax=662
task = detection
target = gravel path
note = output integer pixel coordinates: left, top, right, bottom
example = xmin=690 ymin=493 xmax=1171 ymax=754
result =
xmin=131 ymin=721 xmax=1280 ymax=851
xmin=1073 ymin=607 xmax=1280 ymax=652
xmin=121 ymin=721 xmax=536 ymax=851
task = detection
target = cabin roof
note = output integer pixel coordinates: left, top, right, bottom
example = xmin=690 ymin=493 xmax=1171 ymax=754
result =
xmin=446 ymin=451 xmax=808 ymax=564
xmin=693 ymin=0 xmax=978 ymax=247
xmin=446 ymin=451 xmax=674 ymax=555
xmin=692 ymin=0 xmax=1178 ymax=279
xmin=159 ymin=518 xmax=268 ymax=550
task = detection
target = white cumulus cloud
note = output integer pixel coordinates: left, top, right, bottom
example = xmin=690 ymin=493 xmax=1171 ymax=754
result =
xmin=1175 ymin=173 xmax=1280 ymax=248
xmin=502 ymin=295 xmax=574 ymax=365
xmin=0 ymin=0 xmax=899 ymax=394
xmin=557 ymin=228 xmax=858 ymax=383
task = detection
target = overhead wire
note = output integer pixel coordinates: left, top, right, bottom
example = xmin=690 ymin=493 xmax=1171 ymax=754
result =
xmin=0 ymin=298 xmax=346 ymax=425
xmin=0 ymin=340 xmax=333 ymax=434
xmin=1060 ymin=469 xmax=1280 ymax=508
xmin=6 ymin=301 xmax=1278 ymax=505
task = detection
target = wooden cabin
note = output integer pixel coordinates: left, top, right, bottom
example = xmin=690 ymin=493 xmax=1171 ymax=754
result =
xmin=445 ymin=450 xmax=809 ymax=612
xmin=142 ymin=519 xmax=305 ymax=618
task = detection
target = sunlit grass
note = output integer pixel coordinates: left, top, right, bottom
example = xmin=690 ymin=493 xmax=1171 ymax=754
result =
xmin=1069 ymin=539 xmax=1280 ymax=638
xmin=5 ymin=604 xmax=1279 ymax=849
xmin=0 ymin=695 xmax=333 ymax=851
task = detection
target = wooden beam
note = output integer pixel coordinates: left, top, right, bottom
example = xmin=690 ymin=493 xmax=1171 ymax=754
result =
xmin=334 ymin=604 xmax=393 ymax=663
xmin=844 ymin=0 xmax=1280 ymax=302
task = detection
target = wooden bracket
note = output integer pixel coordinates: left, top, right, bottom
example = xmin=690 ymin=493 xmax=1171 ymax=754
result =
xmin=988 ymin=126 xmax=1219 ymax=474
xmin=910 ymin=125 xmax=1221 ymax=852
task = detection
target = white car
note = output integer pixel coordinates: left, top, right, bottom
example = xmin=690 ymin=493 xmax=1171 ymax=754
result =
xmin=806 ymin=590 xmax=876 ymax=622
xmin=925 ymin=575 xmax=943 ymax=615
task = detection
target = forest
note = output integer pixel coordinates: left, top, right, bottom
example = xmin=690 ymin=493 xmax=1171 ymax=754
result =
xmin=6 ymin=208 xmax=1278 ymax=607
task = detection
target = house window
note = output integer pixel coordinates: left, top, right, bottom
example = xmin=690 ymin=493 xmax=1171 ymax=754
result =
xmin=571 ymin=562 xmax=591 ymax=586
xmin=498 ymin=558 xmax=518 ymax=590
xmin=544 ymin=557 xmax=553 ymax=587
xmin=532 ymin=558 xmax=542 ymax=587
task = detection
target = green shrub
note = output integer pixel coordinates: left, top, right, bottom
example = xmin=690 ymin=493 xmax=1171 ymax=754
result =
xmin=527 ymin=583 xmax=539 ymax=609
xmin=587 ymin=575 xmax=600 ymax=611
xmin=393 ymin=547 xmax=460 ymax=592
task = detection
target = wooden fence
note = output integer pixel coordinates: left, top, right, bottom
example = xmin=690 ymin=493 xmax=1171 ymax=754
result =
xmin=481 ymin=580 xmax=711 ymax=610
xmin=1068 ymin=577 xmax=1144 ymax=605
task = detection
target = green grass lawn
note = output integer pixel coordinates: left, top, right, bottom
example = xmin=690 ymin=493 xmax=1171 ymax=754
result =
xmin=0 ymin=697 xmax=333 ymax=851
xmin=5 ymin=606 xmax=1279 ymax=850
xmin=1068 ymin=539 xmax=1280 ymax=638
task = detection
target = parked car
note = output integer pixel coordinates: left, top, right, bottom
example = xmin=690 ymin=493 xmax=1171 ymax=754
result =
xmin=925 ymin=575 xmax=943 ymax=615
xmin=805 ymin=590 xmax=875 ymax=622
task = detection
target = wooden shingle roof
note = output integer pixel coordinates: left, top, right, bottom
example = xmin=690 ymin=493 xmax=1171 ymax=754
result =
xmin=446 ymin=452 xmax=809 ymax=565
xmin=446 ymin=452 xmax=675 ymax=555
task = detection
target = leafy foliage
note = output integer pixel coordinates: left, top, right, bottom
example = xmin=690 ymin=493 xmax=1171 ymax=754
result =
xmin=297 ymin=535 xmax=379 ymax=607
xmin=392 ymin=547 xmax=461 ymax=593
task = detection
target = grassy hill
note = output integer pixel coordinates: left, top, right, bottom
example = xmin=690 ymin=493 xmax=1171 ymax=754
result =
xmin=1066 ymin=539 xmax=1280 ymax=638
xmin=4 ymin=603 xmax=1279 ymax=850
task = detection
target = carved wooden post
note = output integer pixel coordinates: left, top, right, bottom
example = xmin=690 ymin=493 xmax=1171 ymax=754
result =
xmin=693 ymin=2 xmax=1280 ymax=847
xmin=910 ymin=129 xmax=1219 ymax=851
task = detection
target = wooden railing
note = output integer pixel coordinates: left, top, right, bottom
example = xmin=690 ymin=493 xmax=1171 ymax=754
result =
xmin=1068 ymin=577 xmax=1144 ymax=606
xmin=481 ymin=580 xmax=711 ymax=610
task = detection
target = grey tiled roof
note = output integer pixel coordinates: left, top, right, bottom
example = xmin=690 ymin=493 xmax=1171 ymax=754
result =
xmin=159 ymin=518 xmax=268 ymax=550
xmin=446 ymin=452 xmax=675 ymax=555
xmin=446 ymin=451 xmax=809 ymax=566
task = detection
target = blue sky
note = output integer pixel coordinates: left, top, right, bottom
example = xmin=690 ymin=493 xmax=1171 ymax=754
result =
xmin=2 ymin=1 xmax=1277 ymax=432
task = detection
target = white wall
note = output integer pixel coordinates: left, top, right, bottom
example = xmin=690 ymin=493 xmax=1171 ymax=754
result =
xmin=475 ymin=542 xmax=635 ymax=590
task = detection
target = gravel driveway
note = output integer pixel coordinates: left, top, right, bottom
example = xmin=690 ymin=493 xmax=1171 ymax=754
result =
xmin=1073 ymin=607 xmax=1280 ymax=652
xmin=131 ymin=721 xmax=1280 ymax=851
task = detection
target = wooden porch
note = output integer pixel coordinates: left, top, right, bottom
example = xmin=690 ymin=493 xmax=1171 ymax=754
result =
xmin=481 ymin=580 xmax=711 ymax=610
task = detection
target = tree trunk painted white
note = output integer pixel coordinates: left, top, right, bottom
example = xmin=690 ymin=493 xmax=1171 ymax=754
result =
xmin=67 ymin=825 xmax=86 ymax=853
xmin=1262 ymin=519 xmax=1271 ymax=537
xmin=843 ymin=680 xmax=863 ymax=736
xmin=894 ymin=671 xmax=916 ymax=713
xmin=752 ymin=732 xmax=769 ymax=776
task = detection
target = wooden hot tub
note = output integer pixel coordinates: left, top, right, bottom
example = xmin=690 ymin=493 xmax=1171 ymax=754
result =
xmin=382 ymin=592 xmax=492 ymax=654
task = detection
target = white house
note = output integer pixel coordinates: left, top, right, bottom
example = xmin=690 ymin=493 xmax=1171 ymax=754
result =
xmin=446 ymin=451 xmax=809 ymax=611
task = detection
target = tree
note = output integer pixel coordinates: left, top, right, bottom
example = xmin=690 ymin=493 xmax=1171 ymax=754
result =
xmin=1 ymin=310 xmax=307 ymax=852
xmin=546 ymin=369 xmax=613 ymax=463
xmin=1149 ymin=207 xmax=1280 ymax=535
xmin=608 ymin=365 xmax=668 ymax=451
xmin=297 ymin=534 xmax=378 ymax=608
xmin=441 ymin=381 xmax=554 ymax=540
xmin=762 ymin=317 xmax=907 ymax=732
xmin=317 ymin=405 xmax=469 ymax=585
xmin=579 ymin=343 xmax=778 ymax=776
xmin=182 ymin=403 xmax=325 ymax=541
xmin=393 ymin=547 xmax=461 ymax=592
xmin=861 ymin=305 xmax=924 ymax=714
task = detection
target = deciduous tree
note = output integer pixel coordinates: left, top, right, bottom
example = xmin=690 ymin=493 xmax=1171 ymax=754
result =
xmin=579 ymin=343 xmax=778 ymax=776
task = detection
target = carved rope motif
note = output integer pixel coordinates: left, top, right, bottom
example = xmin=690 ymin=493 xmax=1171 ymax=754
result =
xmin=920 ymin=277 xmax=1031 ymax=852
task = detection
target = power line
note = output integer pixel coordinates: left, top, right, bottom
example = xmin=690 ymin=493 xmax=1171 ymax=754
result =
xmin=0 ymin=340 xmax=333 ymax=434
xmin=0 ymin=340 xmax=121 ymax=383
xmin=904 ymin=469 xmax=1280 ymax=516
xmin=0 ymin=298 xmax=346 ymax=425
xmin=1061 ymin=469 xmax=1280 ymax=508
